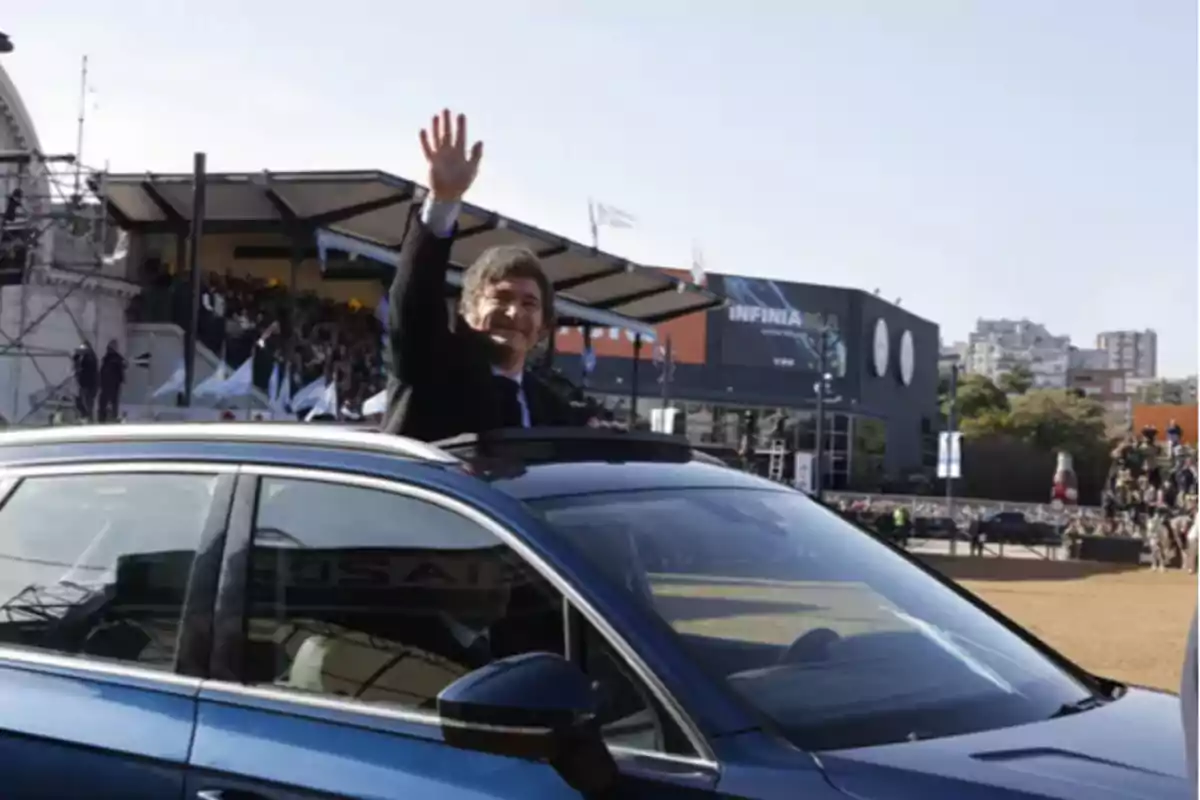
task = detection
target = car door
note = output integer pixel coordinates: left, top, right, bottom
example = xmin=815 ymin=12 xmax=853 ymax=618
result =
xmin=186 ymin=466 xmax=739 ymax=800
xmin=0 ymin=462 xmax=235 ymax=800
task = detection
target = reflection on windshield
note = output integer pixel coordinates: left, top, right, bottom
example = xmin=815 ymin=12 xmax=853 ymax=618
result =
xmin=533 ymin=488 xmax=1094 ymax=751
xmin=887 ymin=609 xmax=1016 ymax=695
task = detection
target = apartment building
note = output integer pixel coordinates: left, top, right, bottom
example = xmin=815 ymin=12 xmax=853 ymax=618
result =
xmin=1068 ymin=346 xmax=1109 ymax=371
xmin=1096 ymin=329 xmax=1157 ymax=379
xmin=1067 ymin=367 xmax=1130 ymax=429
xmin=965 ymin=319 xmax=1070 ymax=389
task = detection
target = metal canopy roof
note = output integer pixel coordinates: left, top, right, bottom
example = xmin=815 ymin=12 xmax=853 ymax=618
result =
xmin=102 ymin=170 xmax=723 ymax=331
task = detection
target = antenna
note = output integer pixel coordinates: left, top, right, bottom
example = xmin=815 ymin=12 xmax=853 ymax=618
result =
xmin=73 ymin=55 xmax=89 ymax=198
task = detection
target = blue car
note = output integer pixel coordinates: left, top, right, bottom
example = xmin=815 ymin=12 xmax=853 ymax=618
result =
xmin=0 ymin=424 xmax=1187 ymax=799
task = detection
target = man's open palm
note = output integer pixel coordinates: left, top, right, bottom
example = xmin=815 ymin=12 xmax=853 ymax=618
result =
xmin=420 ymin=109 xmax=483 ymax=203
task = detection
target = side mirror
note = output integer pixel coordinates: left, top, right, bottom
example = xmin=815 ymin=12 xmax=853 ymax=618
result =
xmin=438 ymin=652 xmax=618 ymax=796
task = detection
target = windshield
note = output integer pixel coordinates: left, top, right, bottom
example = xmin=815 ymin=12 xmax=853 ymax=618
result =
xmin=531 ymin=487 xmax=1094 ymax=751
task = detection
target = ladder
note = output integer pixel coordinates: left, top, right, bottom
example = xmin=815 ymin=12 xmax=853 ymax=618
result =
xmin=767 ymin=438 xmax=787 ymax=482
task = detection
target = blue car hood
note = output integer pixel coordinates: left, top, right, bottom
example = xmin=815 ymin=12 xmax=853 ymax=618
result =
xmin=816 ymin=688 xmax=1190 ymax=800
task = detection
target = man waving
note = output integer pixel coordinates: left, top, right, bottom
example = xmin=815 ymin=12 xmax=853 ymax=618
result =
xmin=383 ymin=110 xmax=590 ymax=441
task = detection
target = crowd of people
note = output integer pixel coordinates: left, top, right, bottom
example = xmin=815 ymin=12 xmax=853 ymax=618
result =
xmin=1093 ymin=425 xmax=1198 ymax=571
xmin=827 ymin=439 xmax=1200 ymax=572
xmin=133 ymin=260 xmax=389 ymax=419
xmin=196 ymin=272 xmax=388 ymax=417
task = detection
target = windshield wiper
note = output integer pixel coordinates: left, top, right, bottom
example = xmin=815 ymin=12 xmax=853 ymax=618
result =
xmin=1049 ymin=695 xmax=1107 ymax=718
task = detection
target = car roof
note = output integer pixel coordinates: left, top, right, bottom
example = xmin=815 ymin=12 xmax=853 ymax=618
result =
xmin=0 ymin=422 xmax=460 ymax=464
xmin=0 ymin=423 xmax=783 ymax=500
xmin=482 ymin=459 xmax=780 ymax=500
xmin=435 ymin=428 xmax=783 ymax=500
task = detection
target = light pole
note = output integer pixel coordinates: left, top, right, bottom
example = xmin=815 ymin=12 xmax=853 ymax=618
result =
xmin=811 ymin=325 xmax=842 ymax=500
xmin=813 ymin=331 xmax=827 ymax=500
xmin=945 ymin=361 xmax=960 ymax=554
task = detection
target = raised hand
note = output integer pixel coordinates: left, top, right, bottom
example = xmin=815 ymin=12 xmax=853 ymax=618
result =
xmin=419 ymin=109 xmax=484 ymax=203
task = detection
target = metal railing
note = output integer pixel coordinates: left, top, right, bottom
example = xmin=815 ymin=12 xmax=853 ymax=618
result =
xmin=822 ymin=490 xmax=1102 ymax=525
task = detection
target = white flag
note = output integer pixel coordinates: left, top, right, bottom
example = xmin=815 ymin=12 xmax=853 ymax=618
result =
xmin=152 ymin=362 xmax=185 ymax=399
xmin=305 ymin=380 xmax=338 ymax=422
xmin=102 ymin=230 xmax=130 ymax=269
xmin=362 ymin=388 xmax=387 ymax=417
xmin=291 ymin=377 xmax=327 ymax=411
xmin=690 ymin=241 xmax=707 ymax=286
xmin=211 ymin=357 xmax=253 ymax=400
xmin=275 ymin=370 xmax=293 ymax=416
xmin=267 ymin=363 xmax=281 ymax=407
xmin=593 ymin=201 xmax=636 ymax=229
xmin=192 ymin=359 xmax=229 ymax=399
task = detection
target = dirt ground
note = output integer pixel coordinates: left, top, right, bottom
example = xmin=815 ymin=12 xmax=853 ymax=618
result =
xmin=926 ymin=556 xmax=1197 ymax=692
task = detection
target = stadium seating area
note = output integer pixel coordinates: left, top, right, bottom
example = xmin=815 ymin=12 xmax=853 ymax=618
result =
xmin=131 ymin=265 xmax=386 ymax=416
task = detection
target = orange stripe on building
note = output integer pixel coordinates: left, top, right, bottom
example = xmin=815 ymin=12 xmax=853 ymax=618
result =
xmin=1131 ymin=404 xmax=1199 ymax=445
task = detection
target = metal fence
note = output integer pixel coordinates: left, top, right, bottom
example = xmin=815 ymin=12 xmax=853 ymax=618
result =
xmin=822 ymin=490 xmax=1103 ymax=527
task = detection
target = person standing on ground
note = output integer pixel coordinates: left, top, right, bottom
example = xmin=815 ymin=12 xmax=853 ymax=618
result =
xmin=71 ymin=342 xmax=98 ymax=422
xmin=1168 ymin=418 xmax=1183 ymax=457
xmin=97 ymin=339 xmax=126 ymax=423
xmin=382 ymin=110 xmax=591 ymax=442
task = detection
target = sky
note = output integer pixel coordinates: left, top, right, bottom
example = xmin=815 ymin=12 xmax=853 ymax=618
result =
xmin=4 ymin=1 xmax=1197 ymax=376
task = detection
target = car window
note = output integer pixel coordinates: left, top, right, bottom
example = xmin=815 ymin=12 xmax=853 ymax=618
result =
xmin=245 ymin=476 xmax=683 ymax=753
xmin=0 ymin=471 xmax=221 ymax=670
xmin=533 ymin=487 xmax=1095 ymax=752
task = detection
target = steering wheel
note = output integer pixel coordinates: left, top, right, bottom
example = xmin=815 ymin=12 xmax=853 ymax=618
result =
xmin=779 ymin=627 xmax=841 ymax=665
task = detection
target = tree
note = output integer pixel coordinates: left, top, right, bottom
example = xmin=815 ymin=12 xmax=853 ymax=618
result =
xmin=946 ymin=373 xmax=1010 ymax=420
xmin=942 ymin=375 xmax=1114 ymax=503
xmin=996 ymin=364 xmax=1035 ymax=395
xmin=1005 ymin=389 xmax=1110 ymax=456
xmin=960 ymin=406 xmax=1015 ymax=439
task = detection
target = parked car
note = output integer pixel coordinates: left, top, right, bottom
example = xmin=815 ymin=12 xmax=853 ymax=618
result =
xmin=915 ymin=515 xmax=959 ymax=541
xmin=0 ymin=424 xmax=1187 ymax=799
xmin=979 ymin=511 xmax=1062 ymax=546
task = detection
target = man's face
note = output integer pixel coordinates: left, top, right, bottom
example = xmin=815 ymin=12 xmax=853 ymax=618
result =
xmin=468 ymin=277 xmax=545 ymax=366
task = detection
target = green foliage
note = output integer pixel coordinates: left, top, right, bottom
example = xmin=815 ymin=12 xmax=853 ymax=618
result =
xmin=996 ymin=364 xmax=1035 ymax=396
xmin=1006 ymin=389 xmax=1109 ymax=455
xmin=941 ymin=375 xmax=1114 ymax=500
xmin=944 ymin=373 xmax=1010 ymax=420
xmin=960 ymin=406 xmax=1013 ymax=439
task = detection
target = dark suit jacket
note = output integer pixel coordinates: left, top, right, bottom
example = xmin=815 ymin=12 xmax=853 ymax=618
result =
xmin=382 ymin=216 xmax=589 ymax=442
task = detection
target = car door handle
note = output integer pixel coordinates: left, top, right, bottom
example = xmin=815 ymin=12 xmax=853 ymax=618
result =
xmin=197 ymin=790 xmax=268 ymax=800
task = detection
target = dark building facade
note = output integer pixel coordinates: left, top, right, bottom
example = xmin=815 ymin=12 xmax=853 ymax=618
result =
xmin=554 ymin=273 xmax=940 ymax=491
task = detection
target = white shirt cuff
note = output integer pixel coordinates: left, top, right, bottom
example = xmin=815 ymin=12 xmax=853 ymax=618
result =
xmin=421 ymin=197 xmax=461 ymax=238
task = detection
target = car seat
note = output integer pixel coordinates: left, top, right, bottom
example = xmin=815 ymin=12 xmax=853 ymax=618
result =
xmin=284 ymin=634 xmax=335 ymax=693
xmin=282 ymin=631 xmax=470 ymax=708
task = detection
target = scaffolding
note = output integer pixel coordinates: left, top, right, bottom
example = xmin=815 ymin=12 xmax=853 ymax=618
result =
xmin=0 ymin=148 xmax=130 ymax=426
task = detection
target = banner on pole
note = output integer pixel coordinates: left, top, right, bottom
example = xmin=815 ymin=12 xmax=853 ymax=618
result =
xmin=650 ymin=407 xmax=681 ymax=435
xmin=937 ymin=432 xmax=963 ymax=479
xmin=793 ymin=452 xmax=815 ymax=494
